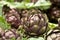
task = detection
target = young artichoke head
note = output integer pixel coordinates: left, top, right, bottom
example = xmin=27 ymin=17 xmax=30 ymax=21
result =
xmin=21 ymin=9 xmax=48 ymax=36
xmin=50 ymin=0 xmax=60 ymax=6
xmin=2 ymin=5 xmax=21 ymax=28
xmin=47 ymin=28 xmax=60 ymax=40
xmin=1 ymin=29 xmax=21 ymax=40
xmin=47 ymin=6 xmax=60 ymax=23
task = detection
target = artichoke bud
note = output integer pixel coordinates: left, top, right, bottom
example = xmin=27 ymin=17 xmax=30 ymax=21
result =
xmin=21 ymin=9 xmax=48 ymax=36
xmin=2 ymin=29 xmax=21 ymax=40
xmin=47 ymin=28 xmax=60 ymax=40
xmin=47 ymin=7 xmax=60 ymax=23
xmin=2 ymin=5 xmax=21 ymax=28
xmin=50 ymin=0 xmax=60 ymax=6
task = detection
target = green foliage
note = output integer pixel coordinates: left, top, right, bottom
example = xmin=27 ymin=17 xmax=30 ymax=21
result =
xmin=0 ymin=3 xmax=2 ymax=15
xmin=11 ymin=37 xmax=15 ymax=40
xmin=15 ymin=2 xmax=27 ymax=9
xmin=23 ymin=0 xmax=30 ymax=3
xmin=22 ymin=37 xmax=27 ymax=40
xmin=0 ymin=0 xmax=51 ymax=10
xmin=0 ymin=2 xmax=11 ymax=30
xmin=0 ymin=16 xmax=11 ymax=30
xmin=34 ymin=0 xmax=51 ymax=10
xmin=28 ymin=37 xmax=44 ymax=40
xmin=4 ymin=0 xmax=14 ymax=2
xmin=48 ymin=22 xmax=58 ymax=29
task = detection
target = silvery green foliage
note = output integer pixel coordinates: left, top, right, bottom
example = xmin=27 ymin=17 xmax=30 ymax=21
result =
xmin=34 ymin=0 xmax=51 ymax=10
xmin=28 ymin=37 xmax=44 ymax=40
xmin=0 ymin=0 xmax=51 ymax=10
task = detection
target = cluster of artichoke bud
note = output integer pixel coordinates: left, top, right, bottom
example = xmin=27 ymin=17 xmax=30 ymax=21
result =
xmin=2 ymin=5 xmax=48 ymax=36
xmin=1 ymin=0 xmax=60 ymax=40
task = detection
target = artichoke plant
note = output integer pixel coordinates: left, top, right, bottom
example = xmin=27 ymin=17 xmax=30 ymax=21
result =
xmin=2 ymin=4 xmax=48 ymax=36
xmin=0 ymin=0 xmax=53 ymax=40
xmin=2 ymin=0 xmax=50 ymax=36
